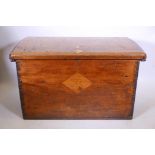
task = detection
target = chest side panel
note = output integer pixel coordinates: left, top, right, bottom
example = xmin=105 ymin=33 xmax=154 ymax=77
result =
xmin=17 ymin=59 xmax=139 ymax=119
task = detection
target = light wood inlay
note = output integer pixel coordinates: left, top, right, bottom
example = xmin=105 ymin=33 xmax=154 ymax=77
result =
xmin=63 ymin=72 xmax=92 ymax=93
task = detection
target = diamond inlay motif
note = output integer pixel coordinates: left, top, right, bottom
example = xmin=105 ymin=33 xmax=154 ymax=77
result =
xmin=63 ymin=73 xmax=92 ymax=93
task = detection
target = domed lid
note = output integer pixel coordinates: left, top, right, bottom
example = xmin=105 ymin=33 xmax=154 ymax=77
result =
xmin=10 ymin=37 xmax=146 ymax=61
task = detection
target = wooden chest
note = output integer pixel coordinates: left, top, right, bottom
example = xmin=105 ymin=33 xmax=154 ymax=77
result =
xmin=10 ymin=37 xmax=146 ymax=119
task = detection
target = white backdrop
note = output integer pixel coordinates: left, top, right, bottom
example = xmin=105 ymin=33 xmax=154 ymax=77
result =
xmin=0 ymin=26 xmax=155 ymax=128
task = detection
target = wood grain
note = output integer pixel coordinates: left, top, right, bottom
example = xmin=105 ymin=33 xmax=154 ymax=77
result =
xmin=10 ymin=37 xmax=146 ymax=61
xmin=10 ymin=37 xmax=146 ymax=119
xmin=16 ymin=59 xmax=139 ymax=119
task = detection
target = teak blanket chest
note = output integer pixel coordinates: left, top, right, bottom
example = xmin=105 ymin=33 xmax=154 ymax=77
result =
xmin=10 ymin=37 xmax=146 ymax=119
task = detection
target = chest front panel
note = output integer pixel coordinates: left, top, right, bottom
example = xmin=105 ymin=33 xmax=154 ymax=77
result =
xmin=17 ymin=59 xmax=139 ymax=119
